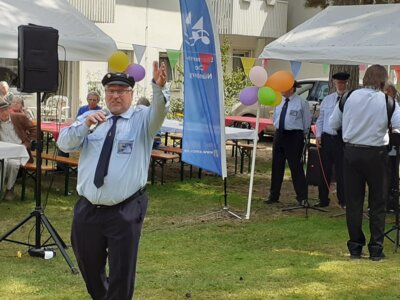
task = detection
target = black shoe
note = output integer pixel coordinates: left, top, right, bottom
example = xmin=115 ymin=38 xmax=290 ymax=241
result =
xmin=350 ymin=253 xmax=362 ymax=259
xmin=264 ymin=196 xmax=279 ymax=204
xmin=369 ymin=253 xmax=385 ymax=261
xmin=314 ymin=202 xmax=329 ymax=208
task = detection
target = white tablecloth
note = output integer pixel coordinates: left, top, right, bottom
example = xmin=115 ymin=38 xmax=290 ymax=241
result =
xmin=161 ymin=119 xmax=256 ymax=140
xmin=0 ymin=141 xmax=30 ymax=165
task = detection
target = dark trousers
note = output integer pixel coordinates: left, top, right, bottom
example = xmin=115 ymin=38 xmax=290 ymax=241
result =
xmin=71 ymin=192 xmax=148 ymax=300
xmin=270 ymin=130 xmax=308 ymax=201
xmin=318 ymin=133 xmax=345 ymax=205
xmin=343 ymin=145 xmax=388 ymax=256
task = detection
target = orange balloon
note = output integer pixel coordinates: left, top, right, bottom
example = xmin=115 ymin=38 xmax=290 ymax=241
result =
xmin=271 ymin=91 xmax=282 ymax=107
xmin=265 ymin=71 xmax=294 ymax=92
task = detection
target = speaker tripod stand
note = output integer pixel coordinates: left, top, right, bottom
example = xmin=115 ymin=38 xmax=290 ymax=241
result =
xmin=200 ymin=178 xmax=242 ymax=220
xmin=384 ymin=144 xmax=400 ymax=252
xmin=0 ymin=92 xmax=78 ymax=274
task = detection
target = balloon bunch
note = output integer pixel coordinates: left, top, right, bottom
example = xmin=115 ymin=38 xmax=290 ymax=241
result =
xmin=108 ymin=51 xmax=146 ymax=82
xmin=239 ymin=66 xmax=295 ymax=107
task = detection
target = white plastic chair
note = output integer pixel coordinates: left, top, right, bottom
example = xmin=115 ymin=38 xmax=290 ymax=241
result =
xmin=42 ymin=95 xmax=70 ymax=122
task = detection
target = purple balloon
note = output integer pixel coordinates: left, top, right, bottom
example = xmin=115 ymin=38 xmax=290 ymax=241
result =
xmin=124 ymin=63 xmax=146 ymax=82
xmin=239 ymin=86 xmax=259 ymax=106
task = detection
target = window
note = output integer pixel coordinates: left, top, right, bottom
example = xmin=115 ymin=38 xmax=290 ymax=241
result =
xmin=232 ymin=50 xmax=251 ymax=72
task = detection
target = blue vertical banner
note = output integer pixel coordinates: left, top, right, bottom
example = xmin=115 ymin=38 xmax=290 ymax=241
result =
xmin=179 ymin=0 xmax=227 ymax=177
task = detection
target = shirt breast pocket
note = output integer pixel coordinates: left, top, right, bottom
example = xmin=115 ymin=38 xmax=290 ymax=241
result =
xmin=87 ymin=130 xmax=105 ymax=145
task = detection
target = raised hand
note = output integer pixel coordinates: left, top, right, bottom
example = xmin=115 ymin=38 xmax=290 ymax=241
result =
xmin=153 ymin=61 xmax=167 ymax=87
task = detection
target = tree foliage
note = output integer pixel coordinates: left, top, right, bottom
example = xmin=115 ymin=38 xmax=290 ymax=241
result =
xmin=221 ymin=37 xmax=250 ymax=115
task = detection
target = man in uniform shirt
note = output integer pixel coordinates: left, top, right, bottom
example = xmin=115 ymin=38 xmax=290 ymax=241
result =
xmin=0 ymin=100 xmax=36 ymax=201
xmin=314 ymin=72 xmax=349 ymax=208
xmin=330 ymin=64 xmax=400 ymax=261
xmin=57 ymin=61 xmax=168 ymax=300
xmin=265 ymin=81 xmax=312 ymax=206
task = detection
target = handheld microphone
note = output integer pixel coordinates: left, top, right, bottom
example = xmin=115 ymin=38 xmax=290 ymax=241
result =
xmin=89 ymin=108 xmax=110 ymax=133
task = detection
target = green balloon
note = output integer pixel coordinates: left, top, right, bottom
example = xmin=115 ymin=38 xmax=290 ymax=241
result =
xmin=258 ymin=87 xmax=276 ymax=105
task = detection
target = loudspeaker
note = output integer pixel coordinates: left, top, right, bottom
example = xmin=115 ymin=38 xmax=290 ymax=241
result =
xmin=306 ymin=145 xmax=321 ymax=186
xmin=18 ymin=24 xmax=59 ymax=92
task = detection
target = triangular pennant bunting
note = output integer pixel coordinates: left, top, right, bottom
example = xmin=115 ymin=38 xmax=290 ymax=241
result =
xmin=240 ymin=57 xmax=256 ymax=77
xmin=290 ymin=61 xmax=302 ymax=79
xmin=132 ymin=44 xmax=146 ymax=64
xmin=166 ymin=49 xmax=181 ymax=70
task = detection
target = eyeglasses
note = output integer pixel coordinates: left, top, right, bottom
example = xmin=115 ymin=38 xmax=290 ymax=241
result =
xmin=105 ymin=89 xmax=132 ymax=96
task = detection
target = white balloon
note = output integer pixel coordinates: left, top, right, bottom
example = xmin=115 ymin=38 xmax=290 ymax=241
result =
xmin=249 ymin=66 xmax=268 ymax=87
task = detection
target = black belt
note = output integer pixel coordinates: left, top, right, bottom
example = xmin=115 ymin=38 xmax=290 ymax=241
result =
xmin=82 ymin=186 xmax=147 ymax=208
xmin=276 ymin=129 xmax=303 ymax=134
xmin=345 ymin=143 xmax=387 ymax=149
xmin=322 ymin=132 xmax=338 ymax=138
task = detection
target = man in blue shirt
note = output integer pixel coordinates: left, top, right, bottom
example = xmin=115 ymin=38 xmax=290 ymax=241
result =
xmin=58 ymin=62 xmax=168 ymax=300
xmin=76 ymin=91 xmax=102 ymax=117
xmin=314 ymin=72 xmax=349 ymax=208
xmin=265 ymin=81 xmax=311 ymax=206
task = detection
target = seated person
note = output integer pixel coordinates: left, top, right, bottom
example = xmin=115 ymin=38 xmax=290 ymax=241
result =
xmin=0 ymin=100 xmax=36 ymax=201
xmin=137 ymin=97 xmax=162 ymax=149
xmin=0 ymin=81 xmax=14 ymax=104
xmin=76 ymin=91 xmax=101 ymax=117
xmin=10 ymin=96 xmax=35 ymax=120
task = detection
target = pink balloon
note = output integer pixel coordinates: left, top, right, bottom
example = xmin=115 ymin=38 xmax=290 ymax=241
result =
xmin=239 ymin=86 xmax=259 ymax=106
xmin=249 ymin=66 xmax=268 ymax=87
xmin=124 ymin=64 xmax=146 ymax=82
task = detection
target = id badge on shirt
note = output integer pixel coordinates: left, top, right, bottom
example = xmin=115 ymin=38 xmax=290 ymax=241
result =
xmin=289 ymin=110 xmax=298 ymax=117
xmin=117 ymin=140 xmax=134 ymax=154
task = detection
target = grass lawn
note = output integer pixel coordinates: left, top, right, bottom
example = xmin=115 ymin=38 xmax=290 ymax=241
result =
xmin=1 ymin=140 xmax=400 ymax=299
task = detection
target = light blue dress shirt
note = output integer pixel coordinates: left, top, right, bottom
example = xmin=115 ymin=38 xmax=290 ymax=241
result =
xmin=316 ymin=92 xmax=340 ymax=138
xmin=57 ymin=83 xmax=169 ymax=205
xmin=329 ymin=88 xmax=400 ymax=146
xmin=273 ymin=94 xmax=311 ymax=133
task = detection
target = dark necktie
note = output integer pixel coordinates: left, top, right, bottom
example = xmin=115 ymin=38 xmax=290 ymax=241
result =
xmin=336 ymin=94 xmax=341 ymax=102
xmin=279 ymin=98 xmax=290 ymax=134
xmin=93 ymin=116 xmax=120 ymax=188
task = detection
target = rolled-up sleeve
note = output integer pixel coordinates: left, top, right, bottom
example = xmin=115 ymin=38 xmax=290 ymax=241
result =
xmin=57 ymin=121 xmax=90 ymax=152
xmin=147 ymin=82 xmax=170 ymax=136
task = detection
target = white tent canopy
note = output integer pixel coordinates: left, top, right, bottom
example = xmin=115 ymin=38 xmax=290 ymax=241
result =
xmin=0 ymin=0 xmax=117 ymax=61
xmin=260 ymin=4 xmax=400 ymax=65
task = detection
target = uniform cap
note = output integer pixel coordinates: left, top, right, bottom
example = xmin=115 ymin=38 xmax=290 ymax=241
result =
xmin=102 ymin=73 xmax=135 ymax=88
xmin=332 ymin=72 xmax=350 ymax=81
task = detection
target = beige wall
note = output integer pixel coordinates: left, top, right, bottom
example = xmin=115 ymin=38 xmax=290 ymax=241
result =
xmin=83 ymin=0 xmax=183 ymax=100
xmin=287 ymin=0 xmax=322 ymax=31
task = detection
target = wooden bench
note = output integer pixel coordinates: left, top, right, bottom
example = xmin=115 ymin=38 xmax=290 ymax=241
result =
xmin=20 ymin=162 xmax=57 ymax=201
xmin=32 ymin=151 xmax=79 ymax=196
xmin=150 ymin=150 xmax=180 ymax=184
xmin=237 ymin=143 xmax=256 ymax=174
xmin=164 ymin=133 xmax=182 ymax=147
xmin=161 ymin=146 xmax=202 ymax=180
xmin=225 ymin=141 xmax=256 ymax=174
